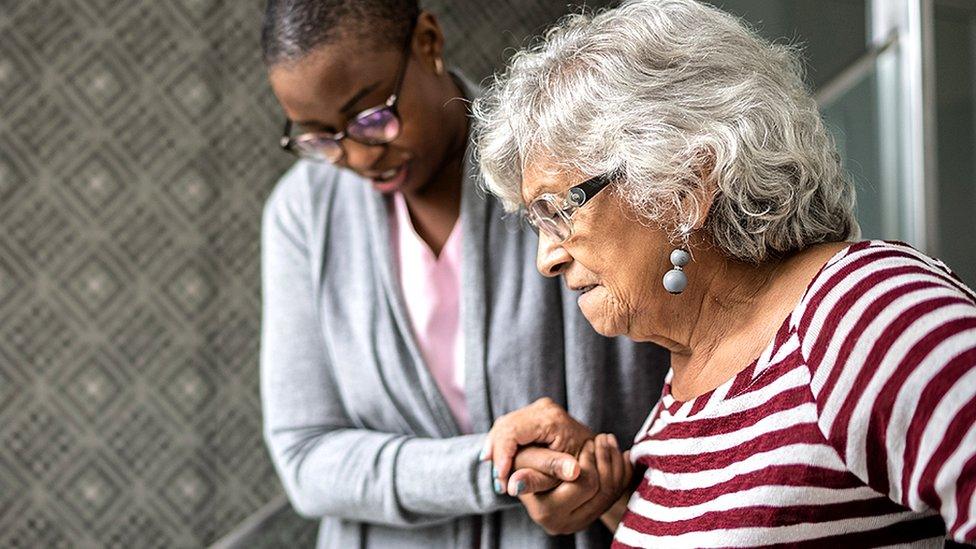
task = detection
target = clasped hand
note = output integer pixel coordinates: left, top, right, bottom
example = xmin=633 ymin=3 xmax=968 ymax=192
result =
xmin=480 ymin=397 xmax=632 ymax=535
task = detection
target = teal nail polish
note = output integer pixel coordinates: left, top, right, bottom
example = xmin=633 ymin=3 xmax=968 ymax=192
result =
xmin=493 ymin=479 xmax=503 ymax=494
xmin=478 ymin=447 xmax=488 ymax=461
xmin=492 ymin=465 xmax=499 ymax=478
xmin=514 ymin=480 xmax=526 ymax=496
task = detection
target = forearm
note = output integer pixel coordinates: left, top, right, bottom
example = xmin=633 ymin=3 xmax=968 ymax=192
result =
xmin=266 ymin=427 xmax=516 ymax=527
xmin=396 ymin=433 xmax=519 ymax=517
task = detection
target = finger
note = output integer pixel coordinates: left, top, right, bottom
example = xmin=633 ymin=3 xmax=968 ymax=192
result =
xmin=568 ymin=438 xmax=622 ymax=521
xmin=607 ymin=434 xmax=623 ymax=488
xmin=507 ymin=468 xmax=560 ymax=496
xmin=491 ymin=412 xmax=577 ymax=468
xmin=597 ymin=434 xmax=626 ymax=510
xmin=480 ymin=436 xmax=491 ymax=461
xmin=595 ymin=435 xmax=615 ymax=500
xmin=621 ymin=448 xmax=634 ymax=488
xmin=569 ymin=439 xmax=598 ymax=512
xmin=490 ymin=418 xmax=554 ymax=490
xmin=544 ymin=439 xmax=596 ymax=503
xmin=536 ymin=440 xmax=598 ymax=518
xmin=623 ymin=453 xmax=634 ymax=489
xmin=513 ymin=446 xmax=581 ymax=482
xmin=492 ymin=431 xmax=520 ymax=492
xmin=578 ymin=438 xmax=596 ymax=469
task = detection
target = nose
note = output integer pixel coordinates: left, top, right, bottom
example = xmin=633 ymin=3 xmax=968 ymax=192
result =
xmin=339 ymin=140 xmax=387 ymax=172
xmin=536 ymin=231 xmax=572 ymax=277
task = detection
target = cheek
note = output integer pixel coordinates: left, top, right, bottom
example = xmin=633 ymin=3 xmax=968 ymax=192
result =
xmin=576 ymin=283 xmax=631 ymax=337
xmin=568 ymin=241 xmax=657 ymax=335
xmin=398 ymin=83 xmax=450 ymax=144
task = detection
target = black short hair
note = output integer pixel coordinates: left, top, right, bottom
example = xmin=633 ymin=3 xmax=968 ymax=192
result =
xmin=261 ymin=0 xmax=420 ymax=66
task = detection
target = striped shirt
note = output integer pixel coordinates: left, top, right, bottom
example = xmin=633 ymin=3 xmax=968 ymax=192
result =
xmin=614 ymin=241 xmax=976 ymax=548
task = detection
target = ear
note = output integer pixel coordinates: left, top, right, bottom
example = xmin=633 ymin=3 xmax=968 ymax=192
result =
xmin=413 ymin=11 xmax=446 ymax=73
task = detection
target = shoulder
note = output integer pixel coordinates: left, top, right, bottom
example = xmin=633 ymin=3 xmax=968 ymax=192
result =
xmin=793 ymin=240 xmax=974 ymax=327
xmin=262 ymin=161 xmax=373 ymax=249
xmin=790 ymin=240 xmax=976 ymax=375
xmin=264 ymin=160 xmax=347 ymax=221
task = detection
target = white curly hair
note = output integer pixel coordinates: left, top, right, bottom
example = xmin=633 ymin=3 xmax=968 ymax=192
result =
xmin=473 ymin=0 xmax=859 ymax=263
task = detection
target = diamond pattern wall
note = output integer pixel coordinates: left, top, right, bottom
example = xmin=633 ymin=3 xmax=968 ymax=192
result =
xmin=0 ymin=0 xmax=614 ymax=546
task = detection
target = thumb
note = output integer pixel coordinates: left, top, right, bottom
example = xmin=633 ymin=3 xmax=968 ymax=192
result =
xmin=512 ymin=446 xmax=580 ymax=481
xmin=507 ymin=468 xmax=561 ymax=496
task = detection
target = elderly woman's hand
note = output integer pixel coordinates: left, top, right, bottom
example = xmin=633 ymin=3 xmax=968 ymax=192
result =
xmin=482 ymin=397 xmax=594 ymax=492
xmin=519 ymin=434 xmax=633 ymax=535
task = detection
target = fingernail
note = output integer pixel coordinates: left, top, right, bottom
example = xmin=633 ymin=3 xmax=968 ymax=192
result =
xmin=478 ymin=447 xmax=488 ymax=461
xmin=493 ymin=479 xmax=503 ymax=494
xmin=562 ymin=461 xmax=576 ymax=478
xmin=608 ymin=434 xmax=618 ymax=449
xmin=514 ymin=480 xmax=526 ymax=496
xmin=492 ymin=465 xmax=499 ymax=479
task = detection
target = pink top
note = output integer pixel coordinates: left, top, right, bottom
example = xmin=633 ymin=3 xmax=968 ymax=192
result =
xmin=389 ymin=192 xmax=471 ymax=434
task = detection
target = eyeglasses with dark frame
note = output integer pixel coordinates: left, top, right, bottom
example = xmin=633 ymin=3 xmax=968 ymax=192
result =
xmin=279 ymin=21 xmax=416 ymax=163
xmin=525 ymin=173 xmax=613 ymax=243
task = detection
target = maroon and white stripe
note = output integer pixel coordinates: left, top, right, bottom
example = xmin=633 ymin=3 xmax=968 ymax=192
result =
xmin=614 ymin=241 xmax=976 ymax=548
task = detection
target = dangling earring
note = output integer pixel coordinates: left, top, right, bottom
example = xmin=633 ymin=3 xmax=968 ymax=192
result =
xmin=434 ymin=58 xmax=445 ymax=75
xmin=663 ymin=248 xmax=690 ymax=294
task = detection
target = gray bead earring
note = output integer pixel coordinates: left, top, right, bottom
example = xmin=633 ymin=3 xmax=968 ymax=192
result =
xmin=663 ymin=248 xmax=690 ymax=294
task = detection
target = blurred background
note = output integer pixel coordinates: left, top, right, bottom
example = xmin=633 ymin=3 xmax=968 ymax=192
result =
xmin=0 ymin=0 xmax=973 ymax=547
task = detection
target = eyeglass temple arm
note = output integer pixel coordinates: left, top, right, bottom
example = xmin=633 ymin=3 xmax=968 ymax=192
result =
xmin=387 ymin=18 xmax=418 ymax=109
xmin=386 ymin=45 xmax=410 ymax=107
xmin=280 ymin=120 xmax=293 ymax=150
xmin=570 ymin=173 xmax=613 ymax=206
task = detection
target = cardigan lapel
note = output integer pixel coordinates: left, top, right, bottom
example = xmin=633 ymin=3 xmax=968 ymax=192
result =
xmin=458 ymin=145 xmax=492 ymax=434
xmin=359 ymin=71 xmax=488 ymax=439
xmin=362 ymin=177 xmax=464 ymax=438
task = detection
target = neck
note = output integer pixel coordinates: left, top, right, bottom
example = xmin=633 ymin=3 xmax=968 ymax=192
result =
xmin=401 ymin=75 xmax=469 ymax=256
xmin=401 ymin=154 xmax=463 ymax=256
xmin=640 ymin=241 xmax=784 ymax=398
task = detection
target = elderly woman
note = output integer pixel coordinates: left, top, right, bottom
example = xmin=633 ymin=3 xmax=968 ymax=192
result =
xmin=473 ymin=0 xmax=976 ymax=546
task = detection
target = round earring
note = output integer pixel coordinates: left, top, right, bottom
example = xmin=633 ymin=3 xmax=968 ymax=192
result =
xmin=434 ymin=58 xmax=445 ymax=75
xmin=663 ymin=248 xmax=690 ymax=294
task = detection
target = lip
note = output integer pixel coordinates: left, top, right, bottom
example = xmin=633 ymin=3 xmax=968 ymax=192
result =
xmin=569 ymin=283 xmax=599 ymax=294
xmin=369 ymin=163 xmax=408 ymax=193
xmin=576 ymin=284 xmax=601 ymax=308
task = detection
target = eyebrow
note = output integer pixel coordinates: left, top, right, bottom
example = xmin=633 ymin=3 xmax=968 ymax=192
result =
xmin=523 ymin=178 xmax=566 ymax=205
xmin=339 ymin=81 xmax=382 ymax=115
xmin=292 ymin=80 xmax=383 ymax=130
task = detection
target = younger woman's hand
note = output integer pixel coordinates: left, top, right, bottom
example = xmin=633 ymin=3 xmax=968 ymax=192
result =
xmin=481 ymin=397 xmax=594 ymax=493
xmin=520 ymin=433 xmax=633 ymax=535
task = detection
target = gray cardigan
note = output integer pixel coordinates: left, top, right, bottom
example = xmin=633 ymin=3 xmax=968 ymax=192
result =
xmin=260 ymin=147 xmax=668 ymax=548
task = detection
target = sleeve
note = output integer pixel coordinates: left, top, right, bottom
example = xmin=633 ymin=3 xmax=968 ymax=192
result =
xmin=259 ymin=171 xmax=513 ymax=526
xmin=797 ymin=242 xmax=976 ymax=543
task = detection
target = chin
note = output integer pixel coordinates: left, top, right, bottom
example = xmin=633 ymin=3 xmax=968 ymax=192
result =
xmin=586 ymin=318 xmax=621 ymax=337
xmin=579 ymin=304 xmax=626 ymax=338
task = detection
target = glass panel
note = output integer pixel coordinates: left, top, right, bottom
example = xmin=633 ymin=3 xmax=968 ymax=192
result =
xmin=707 ymin=0 xmax=868 ymax=90
xmin=820 ymin=45 xmax=912 ymax=243
xmin=821 ymin=61 xmax=885 ymax=239
xmin=934 ymin=1 xmax=976 ymax=286
xmin=709 ymin=0 xmax=908 ymax=241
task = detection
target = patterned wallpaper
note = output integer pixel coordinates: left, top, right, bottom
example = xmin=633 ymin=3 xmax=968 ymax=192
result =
xmin=0 ymin=1 xmax=613 ymax=547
